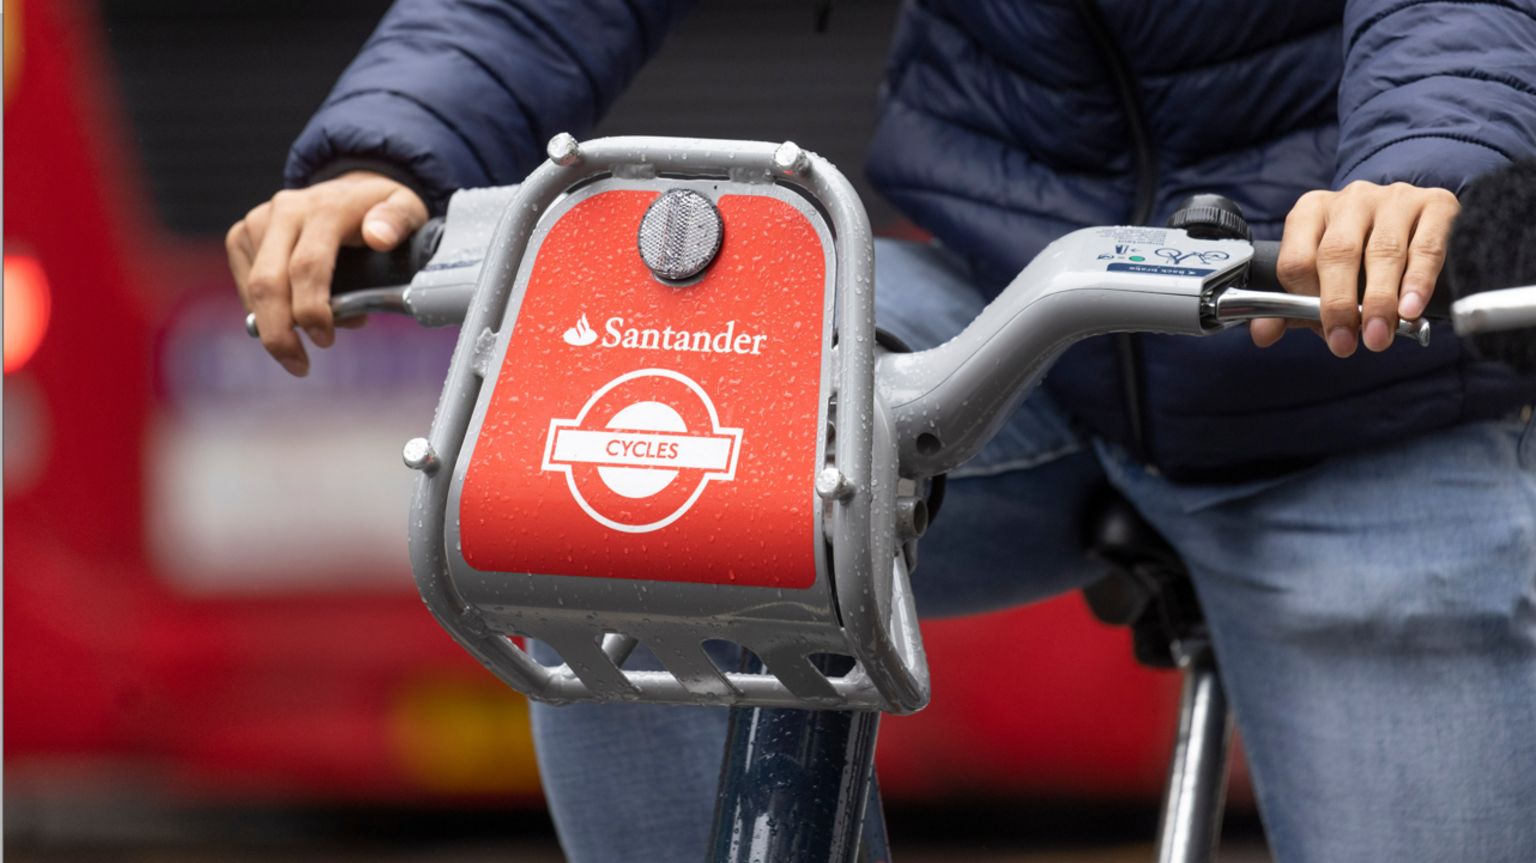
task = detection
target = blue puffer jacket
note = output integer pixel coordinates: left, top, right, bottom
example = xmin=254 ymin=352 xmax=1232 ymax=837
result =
xmin=287 ymin=0 xmax=1536 ymax=479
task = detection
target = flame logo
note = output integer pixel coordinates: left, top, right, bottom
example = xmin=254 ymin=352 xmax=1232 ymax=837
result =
xmin=562 ymin=313 xmax=598 ymax=347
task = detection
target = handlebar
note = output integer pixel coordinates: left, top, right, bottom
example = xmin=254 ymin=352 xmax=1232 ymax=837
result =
xmin=875 ymin=226 xmax=1451 ymax=477
xmin=1245 ymin=239 xmax=1452 ymax=318
xmin=243 ymin=227 xmax=1452 ymax=342
xmin=336 ymin=216 xmax=446 ymax=290
xmin=256 ymin=136 xmax=1535 ymax=717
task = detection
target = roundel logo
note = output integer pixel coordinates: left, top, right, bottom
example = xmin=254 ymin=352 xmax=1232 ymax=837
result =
xmin=541 ymin=368 xmax=743 ymax=533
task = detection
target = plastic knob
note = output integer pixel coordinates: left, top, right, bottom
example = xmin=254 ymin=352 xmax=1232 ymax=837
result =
xmin=1168 ymin=194 xmax=1251 ymax=241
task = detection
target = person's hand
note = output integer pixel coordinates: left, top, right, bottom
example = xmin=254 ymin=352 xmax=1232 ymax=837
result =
xmin=226 ymin=171 xmax=428 ymax=376
xmin=1252 ymin=181 xmax=1460 ymax=356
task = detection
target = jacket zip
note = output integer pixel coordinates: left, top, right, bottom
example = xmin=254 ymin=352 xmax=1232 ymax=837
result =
xmin=1071 ymin=0 xmax=1157 ymax=464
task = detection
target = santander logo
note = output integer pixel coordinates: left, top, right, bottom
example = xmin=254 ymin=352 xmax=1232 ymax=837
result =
xmin=561 ymin=313 xmax=767 ymax=356
xmin=562 ymin=314 xmax=599 ymax=346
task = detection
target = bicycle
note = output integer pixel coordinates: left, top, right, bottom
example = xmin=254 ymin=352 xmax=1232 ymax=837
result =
xmin=248 ymin=134 xmax=1527 ymax=862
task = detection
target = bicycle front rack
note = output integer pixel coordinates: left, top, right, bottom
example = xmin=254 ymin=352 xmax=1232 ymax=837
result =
xmin=403 ymin=136 xmax=929 ymax=713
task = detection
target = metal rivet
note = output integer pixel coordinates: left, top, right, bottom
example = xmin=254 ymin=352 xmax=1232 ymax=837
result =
xmin=546 ymin=133 xmax=582 ymax=166
xmin=815 ymin=467 xmax=854 ymax=501
xmin=772 ymin=141 xmax=810 ymax=177
xmin=403 ymin=437 xmax=439 ymax=474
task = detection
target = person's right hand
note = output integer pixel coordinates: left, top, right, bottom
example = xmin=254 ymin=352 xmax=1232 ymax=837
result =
xmin=226 ymin=171 xmax=428 ymax=376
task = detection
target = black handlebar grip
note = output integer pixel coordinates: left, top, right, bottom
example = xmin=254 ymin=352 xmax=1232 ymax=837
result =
xmin=1247 ymin=240 xmax=1452 ymax=319
xmin=330 ymin=217 xmax=446 ymax=294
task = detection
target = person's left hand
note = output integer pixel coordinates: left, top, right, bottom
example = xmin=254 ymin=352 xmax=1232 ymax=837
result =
xmin=1252 ymin=181 xmax=1461 ymax=356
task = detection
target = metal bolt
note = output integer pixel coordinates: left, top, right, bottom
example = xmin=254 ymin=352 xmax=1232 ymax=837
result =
xmin=896 ymin=496 xmax=930 ymax=540
xmin=815 ymin=466 xmax=854 ymax=501
xmin=546 ymin=132 xmax=582 ymax=166
xmin=402 ymin=437 xmax=440 ymax=474
xmin=772 ymin=141 xmax=810 ymax=177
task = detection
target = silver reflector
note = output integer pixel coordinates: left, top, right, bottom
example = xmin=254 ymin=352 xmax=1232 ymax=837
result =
xmin=638 ymin=189 xmax=723 ymax=282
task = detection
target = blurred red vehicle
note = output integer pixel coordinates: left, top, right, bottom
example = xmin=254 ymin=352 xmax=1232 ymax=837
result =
xmin=5 ymin=0 xmax=1198 ymax=809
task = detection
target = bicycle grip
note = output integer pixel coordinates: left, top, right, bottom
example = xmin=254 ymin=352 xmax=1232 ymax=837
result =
xmin=1247 ymin=239 xmax=1452 ymax=318
xmin=331 ymin=217 xmax=446 ymax=293
xmin=243 ymin=217 xmax=447 ymax=338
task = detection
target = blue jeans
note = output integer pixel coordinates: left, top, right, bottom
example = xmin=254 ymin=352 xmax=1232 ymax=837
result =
xmin=531 ymin=240 xmax=1536 ymax=863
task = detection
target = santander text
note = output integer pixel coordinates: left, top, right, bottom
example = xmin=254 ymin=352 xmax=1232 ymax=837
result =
xmin=602 ymin=317 xmax=767 ymax=355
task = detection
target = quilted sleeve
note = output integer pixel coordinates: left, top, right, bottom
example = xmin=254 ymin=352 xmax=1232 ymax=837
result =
xmin=1336 ymin=0 xmax=1536 ymax=192
xmin=284 ymin=0 xmax=693 ymax=212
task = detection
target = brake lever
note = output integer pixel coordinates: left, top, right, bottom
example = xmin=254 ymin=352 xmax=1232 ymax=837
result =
xmin=1210 ymin=287 xmax=1432 ymax=347
xmin=243 ymin=286 xmax=410 ymax=339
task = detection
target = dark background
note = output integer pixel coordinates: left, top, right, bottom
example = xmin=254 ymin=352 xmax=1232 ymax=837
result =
xmin=97 ymin=0 xmax=902 ymax=236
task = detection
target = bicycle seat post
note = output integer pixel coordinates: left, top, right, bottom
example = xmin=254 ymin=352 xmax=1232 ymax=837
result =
xmin=1156 ymin=638 xmax=1233 ymax=863
xmin=1083 ymin=490 xmax=1233 ymax=863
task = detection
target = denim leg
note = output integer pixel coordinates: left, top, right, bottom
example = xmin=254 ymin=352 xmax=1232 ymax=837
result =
xmin=1100 ymin=417 xmax=1536 ymax=863
xmin=529 ymin=641 xmax=733 ymax=863
xmin=530 ymin=239 xmax=1108 ymax=861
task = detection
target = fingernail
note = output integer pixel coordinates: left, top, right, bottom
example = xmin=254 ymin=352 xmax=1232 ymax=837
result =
xmin=364 ymin=218 xmax=400 ymax=247
xmin=1364 ymin=317 xmax=1391 ymax=352
xmin=1398 ymin=291 xmax=1426 ymax=319
xmin=281 ymin=358 xmax=309 ymax=377
xmin=306 ymin=326 xmax=332 ymax=348
xmin=1327 ymin=327 xmax=1357 ymax=358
